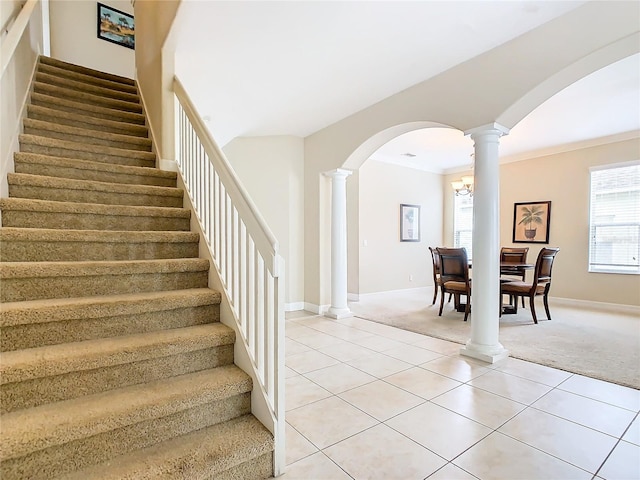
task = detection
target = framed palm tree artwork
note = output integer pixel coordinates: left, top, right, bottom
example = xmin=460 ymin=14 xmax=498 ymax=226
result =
xmin=513 ymin=201 xmax=551 ymax=244
xmin=97 ymin=3 xmax=135 ymax=50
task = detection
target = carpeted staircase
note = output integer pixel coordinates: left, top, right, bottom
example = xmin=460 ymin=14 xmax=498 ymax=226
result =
xmin=0 ymin=56 xmax=274 ymax=479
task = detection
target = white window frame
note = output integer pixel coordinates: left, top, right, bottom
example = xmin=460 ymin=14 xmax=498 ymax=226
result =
xmin=588 ymin=161 xmax=640 ymax=275
xmin=453 ymin=193 xmax=473 ymax=260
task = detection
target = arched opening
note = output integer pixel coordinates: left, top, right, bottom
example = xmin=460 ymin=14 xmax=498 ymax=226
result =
xmin=343 ymin=125 xmax=472 ymax=300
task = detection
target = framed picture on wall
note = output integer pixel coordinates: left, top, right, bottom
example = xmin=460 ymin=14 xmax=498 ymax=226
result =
xmin=400 ymin=204 xmax=421 ymax=242
xmin=97 ymin=3 xmax=135 ymax=50
xmin=512 ymin=201 xmax=551 ymax=244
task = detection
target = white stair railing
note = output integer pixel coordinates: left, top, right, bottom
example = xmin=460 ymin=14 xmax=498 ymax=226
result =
xmin=173 ymin=77 xmax=285 ymax=475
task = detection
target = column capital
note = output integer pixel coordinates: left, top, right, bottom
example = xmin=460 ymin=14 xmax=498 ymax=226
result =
xmin=464 ymin=122 xmax=510 ymax=138
xmin=323 ymin=168 xmax=353 ymax=179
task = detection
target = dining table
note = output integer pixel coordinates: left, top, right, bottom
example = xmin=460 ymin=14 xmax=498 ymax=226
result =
xmin=455 ymin=261 xmax=535 ymax=314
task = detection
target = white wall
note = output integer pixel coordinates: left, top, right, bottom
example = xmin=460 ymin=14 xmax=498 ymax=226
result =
xmin=223 ymin=136 xmax=305 ymax=309
xmin=356 ymin=160 xmax=443 ymax=294
xmin=499 ymin=138 xmax=640 ymax=307
xmin=49 ymin=0 xmax=134 ymax=78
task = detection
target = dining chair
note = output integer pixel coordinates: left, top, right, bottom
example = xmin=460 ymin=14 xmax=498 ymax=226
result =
xmin=428 ymin=247 xmax=441 ymax=305
xmin=500 ymin=247 xmax=529 ymax=307
xmin=436 ymin=247 xmax=471 ymax=321
xmin=500 ymin=247 xmax=560 ymax=324
xmin=428 ymin=246 xmax=452 ymax=306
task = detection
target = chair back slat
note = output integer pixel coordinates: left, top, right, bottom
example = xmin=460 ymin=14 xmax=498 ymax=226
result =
xmin=436 ymin=247 xmax=469 ymax=283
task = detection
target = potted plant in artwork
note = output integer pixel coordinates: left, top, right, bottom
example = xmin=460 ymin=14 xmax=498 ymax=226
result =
xmin=404 ymin=208 xmax=414 ymax=238
xmin=518 ymin=205 xmax=544 ymax=239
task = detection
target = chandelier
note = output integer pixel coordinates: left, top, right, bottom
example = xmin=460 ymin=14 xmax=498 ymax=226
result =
xmin=451 ymin=176 xmax=474 ymax=196
xmin=451 ymin=153 xmax=474 ymax=196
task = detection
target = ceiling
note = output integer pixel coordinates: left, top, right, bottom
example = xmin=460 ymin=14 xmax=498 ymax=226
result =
xmin=172 ymin=1 xmax=639 ymax=173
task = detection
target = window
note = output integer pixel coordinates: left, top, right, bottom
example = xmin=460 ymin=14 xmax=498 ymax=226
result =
xmin=454 ymin=194 xmax=473 ymax=259
xmin=589 ymin=162 xmax=640 ymax=274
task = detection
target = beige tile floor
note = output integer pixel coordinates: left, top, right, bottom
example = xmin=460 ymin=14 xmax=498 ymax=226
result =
xmin=283 ymin=311 xmax=640 ymax=480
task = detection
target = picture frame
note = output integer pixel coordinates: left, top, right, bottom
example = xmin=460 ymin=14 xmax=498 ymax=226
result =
xmin=400 ymin=204 xmax=421 ymax=242
xmin=512 ymin=201 xmax=551 ymax=244
xmin=97 ymin=3 xmax=135 ymax=50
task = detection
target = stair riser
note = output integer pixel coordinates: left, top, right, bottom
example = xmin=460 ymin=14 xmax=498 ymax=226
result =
xmin=0 ymin=271 xmax=209 ymax=302
xmin=14 ymin=158 xmax=176 ymax=188
xmin=31 ymin=95 xmax=146 ymax=125
xmin=8 ymin=184 xmax=183 ymax=208
xmin=0 ymin=393 xmax=251 ymax=480
xmin=20 ymin=143 xmax=155 ymax=169
xmin=1 ymin=304 xmax=219 ymax=351
xmin=0 ymin=210 xmax=190 ymax=232
xmin=2 ymin=346 xmax=234 ymax=413
xmin=33 ymin=83 xmax=142 ymax=114
xmin=36 ymin=72 xmax=140 ymax=104
xmin=38 ymin=64 xmax=139 ymax=95
xmin=28 ymin=107 xmax=148 ymax=137
xmin=23 ymin=126 xmax=151 ymax=152
xmin=0 ymin=239 xmax=198 ymax=262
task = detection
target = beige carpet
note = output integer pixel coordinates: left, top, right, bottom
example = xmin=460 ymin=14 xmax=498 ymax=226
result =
xmin=349 ymin=288 xmax=640 ymax=390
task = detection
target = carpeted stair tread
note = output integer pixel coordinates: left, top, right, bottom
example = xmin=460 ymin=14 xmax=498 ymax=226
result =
xmin=0 ymin=289 xmax=221 ymax=351
xmin=1 ymin=323 xmax=235 ymax=385
xmin=0 ymin=258 xmax=210 ymax=302
xmin=0 ymin=258 xmax=209 ymax=278
xmin=0 ymin=198 xmax=190 ymax=220
xmin=0 ymin=227 xmax=199 ymax=262
xmin=39 ymin=55 xmax=136 ymax=86
xmin=14 ymin=152 xmax=175 ymax=187
xmin=37 ymin=62 xmax=139 ymax=95
xmin=0 ymin=288 xmax=220 ymax=328
xmin=0 ymin=198 xmax=191 ymax=231
xmin=19 ymin=134 xmax=156 ymax=168
xmin=31 ymin=92 xmax=146 ymax=125
xmin=27 ymin=104 xmax=148 ymax=137
xmin=8 ymin=173 xmax=183 ymax=208
xmin=59 ymin=414 xmax=274 ymax=480
xmin=0 ymin=365 xmax=252 ymax=461
xmin=35 ymin=71 xmax=140 ymax=104
xmin=23 ymin=118 xmax=152 ymax=151
xmin=0 ymin=227 xmax=197 ymax=243
xmin=33 ymin=82 xmax=142 ymax=113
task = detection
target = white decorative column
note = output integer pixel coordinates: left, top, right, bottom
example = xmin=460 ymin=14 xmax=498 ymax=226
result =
xmin=323 ymin=169 xmax=353 ymax=319
xmin=460 ymin=123 xmax=510 ymax=363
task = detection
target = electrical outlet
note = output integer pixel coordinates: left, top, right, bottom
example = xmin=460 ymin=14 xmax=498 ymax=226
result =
xmin=409 ymin=274 xmax=413 ymax=281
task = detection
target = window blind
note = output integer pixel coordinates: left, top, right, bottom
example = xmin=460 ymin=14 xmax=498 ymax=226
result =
xmin=454 ymin=194 xmax=473 ymax=259
xmin=589 ymin=162 xmax=640 ymax=274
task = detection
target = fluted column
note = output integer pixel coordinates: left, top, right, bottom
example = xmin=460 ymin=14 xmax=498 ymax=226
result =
xmin=323 ymin=168 xmax=353 ymax=319
xmin=460 ymin=123 xmax=510 ymax=363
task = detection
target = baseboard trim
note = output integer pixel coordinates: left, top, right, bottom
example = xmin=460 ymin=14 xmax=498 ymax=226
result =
xmin=285 ymin=302 xmax=305 ymax=312
xmin=303 ymin=302 xmax=330 ymax=315
xmin=551 ymin=296 xmax=640 ymax=314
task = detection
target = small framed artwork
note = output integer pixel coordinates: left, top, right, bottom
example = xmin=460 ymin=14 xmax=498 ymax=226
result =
xmin=513 ymin=201 xmax=551 ymax=244
xmin=400 ymin=204 xmax=421 ymax=242
xmin=97 ymin=3 xmax=135 ymax=50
